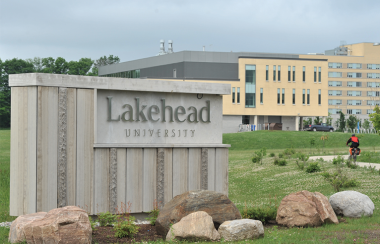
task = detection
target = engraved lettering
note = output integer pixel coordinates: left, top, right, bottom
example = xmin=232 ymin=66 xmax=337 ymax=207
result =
xmin=161 ymin=99 xmax=174 ymax=122
xmin=184 ymin=129 xmax=187 ymax=137
xmin=148 ymin=105 xmax=160 ymax=122
xmin=191 ymin=130 xmax=195 ymax=137
xmin=187 ymin=106 xmax=198 ymax=123
xmin=107 ymin=96 xmax=120 ymax=121
xmin=134 ymin=129 xmax=140 ymax=136
xmin=172 ymin=129 xmax=175 ymax=137
xmin=126 ymin=129 xmax=130 ymax=137
xmin=121 ymin=104 xmax=134 ymax=121
xmin=149 ymin=129 xmax=154 ymax=136
xmin=178 ymin=129 xmax=180 ymax=137
xmin=165 ymin=129 xmax=168 ymax=137
xmin=175 ymin=106 xmax=186 ymax=122
xmin=199 ymin=100 xmax=211 ymax=123
xmin=135 ymin=98 xmax=147 ymax=122
xmin=157 ymin=129 xmax=161 ymax=137
xmin=143 ymin=129 xmax=145 ymax=136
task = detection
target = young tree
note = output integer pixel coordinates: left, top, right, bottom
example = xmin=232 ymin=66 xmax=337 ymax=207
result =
xmin=42 ymin=57 xmax=55 ymax=73
xmin=326 ymin=112 xmax=333 ymax=126
xmin=68 ymin=58 xmax=94 ymax=76
xmin=347 ymin=115 xmax=358 ymax=130
xmin=338 ymin=111 xmax=346 ymax=131
xmin=314 ymin=116 xmax=321 ymax=125
xmin=363 ymin=119 xmax=371 ymax=130
xmin=54 ymin=57 xmax=69 ymax=74
xmin=369 ymin=105 xmax=380 ymax=135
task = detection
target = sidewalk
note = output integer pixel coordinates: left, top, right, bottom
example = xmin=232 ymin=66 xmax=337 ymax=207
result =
xmin=309 ymin=155 xmax=380 ymax=170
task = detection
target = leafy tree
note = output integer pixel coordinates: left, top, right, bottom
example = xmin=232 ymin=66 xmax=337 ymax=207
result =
xmin=347 ymin=115 xmax=358 ymax=130
xmin=303 ymin=117 xmax=312 ymax=126
xmin=363 ymin=119 xmax=371 ymax=130
xmin=326 ymin=112 xmax=333 ymax=126
xmin=68 ymin=58 xmax=93 ymax=76
xmin=369 ymin=105 xmax=380 ymax=135
xmin=54 ymin=57 xmax=69 ymax=74
xmin=338 ymin=111 xmax=346 ymax=131
xmin=42 ymin=57 xmax=55 ymax=73
xmin=26 ymin=57 xmax=44 ymax=72
xmin=89 ymin=55 xmax=120 ymax=76
xmin=314 ymin=116 xmax=321 ymax=125
xmin=0 ymin=58 xmax=34 ymax=128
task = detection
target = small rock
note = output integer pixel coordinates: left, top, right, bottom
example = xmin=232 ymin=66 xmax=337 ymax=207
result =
xmin=166 ymin=211 xmax=220 ymax=241
xmin=329 ymin=191 xmax=375 ymax=218
xmin=218 ymin=219 xmax=264 ymax=241
xmin=156 ymin=190 xmax=241 ymax=236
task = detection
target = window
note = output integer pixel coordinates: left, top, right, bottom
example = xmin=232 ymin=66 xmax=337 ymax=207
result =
xmin=367 ymin=109 xmax=375 ymax=114
xmin=347 ymin=63 xmax=362 ymax=69
xmin=266 ymin=65 xmax=269 ymax=81
xmin=288 ymin=66 xmax=291 ymax=82
xmin=314 ymin=67 xmax=317 ymax=82
xmin=318 ymin=67 xmax=321 ymax=82
xmin=292 ymin=89 xmax=295 ymax=105
xmin=347 ymin=91 xmax=362 ymax=97
xmin=173 ymin=69 xmax=177 ymax=78
xmin=367 ymin=82 xmax=380 ymax=87
xmin=273 ymin=65 xmax=276 ymax=81
xmin=277 ymin=88 xmax=280 ymax=104
xmin=347 ymin=109 xmax=352 ymax=114
xmin=292 ymin=66 xmax=295 ymax=81
xmin=328 ymin=109 xmax=342 ymax=114
xmin=232 ymin=87 xmax=235 ymax=103
xmin=318 ymin=89 xmax=321 ymax=105
xmin=260 ymin=88 xmax=263 ymax=104
xmin=245 ymin=65 xmax=255 ymax=107
xmin=328 ymin=99 xmax=342 ymax=105
xmin=282 ymin=88 xmax=285 ymax=104
xmin=347 ymin=82 xmax=362 ymax=87
xmin=367 ymin=73 xmax=380 ymax=79
xmin=367 ymin=100 xmax=380 ymax=106
xmin=307 ymin=89 xmax=310 ymax=105
xmin=105 ymin=69 xmax=141 ymax=78
xmin=367 ymin=64 xmax=380 ymax=70
xmin=302 ymin=89 xmax=305 ymax=104
xmin=237 ymin=87 xmax=240 ymax=103
xmin=347 ymin=100 xmax=362 ymax=106
xmin=328 ymin=62 xmax=342 ymax=68
xmin=328 ymin=90 xmax=342 ymax=96
xmin=278 ymin=66 xmax=281 ymax=81
xmin=303 ymin=66 xmax=305 ymax=82
xmin=347 ymin=72 xmax=362 ymax=78
xmin=328 ymin=72 xmax=342 ymax=78
xmin=328 ymin=81 xmax=342 ymax=87
xmin=368 ymin=91 xmax=380 ymax=97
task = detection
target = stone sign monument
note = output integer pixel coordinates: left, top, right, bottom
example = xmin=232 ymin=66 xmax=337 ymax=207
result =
xmin=9 ymin=73 xmax=230 ymax=216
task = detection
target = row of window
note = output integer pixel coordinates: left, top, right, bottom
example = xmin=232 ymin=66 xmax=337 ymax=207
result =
xmin=329 ymin=100 xmax=380 ymax=106
xmin=99 ymin=70 xmax=141 ymax=78
xmin=328 ymin=81 xmax=380 ymax=87
xmin=264 ymin=65 xmax=322 ymax=83
xmin=329 ymin=90 xmax=380 ymax=97
xmin=328 ymin=72 xmax=380 ymax=78
xmin=328 ymin=63 xmax=380 ymax=70
xmin=328 ymin=109 xmax=375 ymax=115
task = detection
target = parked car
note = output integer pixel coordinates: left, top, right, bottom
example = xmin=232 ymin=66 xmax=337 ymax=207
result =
xmin=304 ymin=123 xmax=334 ymax=132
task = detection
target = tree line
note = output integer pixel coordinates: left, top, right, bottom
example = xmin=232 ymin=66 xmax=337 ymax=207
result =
xmin=0 ymin=55 xmax=120 ymax=128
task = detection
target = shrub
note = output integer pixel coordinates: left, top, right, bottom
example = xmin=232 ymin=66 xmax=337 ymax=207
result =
xmin=332 ymin=156 xmax=344 ymax=165
xmin=278 ymin=153 xmax=284 ymax=158
xmin=306 ymin=162 xmax=321 ymax=173
xmin=242 ymin=206 xmax=277 ymax=224
xmin=88 ymin=216 xmax=97 ymax=231
xmin=283 ymin=148 xmax=296 ymax=156
xmin=321 ymin=164 xmax=360 ymax=192
xmin=252 ymin=155 xmax=260 ymax=163
xmin=295 ymin=160 xmax=304 ymax=170
xmin=146 ymin=200 xmax=160 ymax=226
xmin=98 ymin=211 xmax=117 ymax=226
xmin=274 ymin=158 xmax=287 ymax=166
xmin=114 ymin=216 xmax=140 ymax=238
xmin=269 ymin=152 xmax=275 ymax=157
xmin=297 ymin=153 xmax=309 ymax=162
xmin=252 ymin=148 xmax=267 ymax=164
xmin=345 ymin=160 xmax=358 ymax=169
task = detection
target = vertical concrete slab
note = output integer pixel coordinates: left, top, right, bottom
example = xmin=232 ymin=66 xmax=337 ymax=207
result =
xmin=207 ymin=148 xmax=216 ymax=191
xmin=200 ymin=148 xmax=208 ymax=190
xmin=143 ymin=149 xmax=157 ymax=212
xmin=116 ymin=149 xmax=127 ymax=212
xmin=163 ymin=148 xmax=173 ymax=204
xmin=109 ymin=148 xmax=117 ymax=214
xmin=156 ymin=148 xmax=165 ymax=209
xmin=76 ymin=89 xmax=94 ymax=214
xmin=37 ymin=86 xmax=58 ymax=212
xmin=126 ymin=148 xmax=143 ymax=213
xmin=94 ymin=149 xmax=110 ymax=213
xmin=66 ymin=88 xmax=77 ymax=206
xmin=188 ymin=148 xmax=201 ymax=191
xmin=215 ymin=148 xmax=229 ymax=196
xmin=172 ymin=148 xmax=188 ymax=197
xmin=58 ymin=88 xmax=67 ymax=208
xmin=10 ymin=87 xmax=21 ymax=216
xmin=25 ymin=87 xmax=37 ymax=214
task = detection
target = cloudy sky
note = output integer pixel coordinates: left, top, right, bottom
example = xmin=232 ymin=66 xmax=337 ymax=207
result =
xmin=1 ymin=0 xmax=379 ymax=63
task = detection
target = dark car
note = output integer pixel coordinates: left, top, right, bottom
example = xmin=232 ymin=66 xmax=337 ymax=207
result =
xmin=304 ymin=123 xmax=334 ymax=132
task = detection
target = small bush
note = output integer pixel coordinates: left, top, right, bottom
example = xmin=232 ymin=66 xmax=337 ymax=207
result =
xmin=295 ymin=160 xmax=304 ymax=170
xmin=297 ymin=153 xmax=309 ymax=162
xmin=306 ymin=162 xmax=321 ymax=173
xmin=278 ymin=153 xmax=284 ymax=158
xmin=269 ymin=152 xmax=275 ymax=157
xmin=345 ymin=160 xmax=358 ymax=169
xmin=146 ymin=201 xmax=160 ymax=226
xmin=283 ymin=148 xmax=296 ymax=156
xmin=332 ymin=156 xmax=344 ymax=165
xmin=274 ymin=158 xmax=287 ymax=166
xmin=98 ymin=211 xmax=116 ymax=226
xmin=321 ymin=167 xmax=360 ymax=192
xmin=343 ymin=179 xmax=360 ymax=188
xmin=252 ymin=155 xmax=260 ymax=163
xmin=114 ymin=216 xmax=140 ymax=238
xmin=88 ymin=216 xmax=97 ymax=231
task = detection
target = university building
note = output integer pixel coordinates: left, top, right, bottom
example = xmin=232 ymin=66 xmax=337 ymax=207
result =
xmin=98 ymin=42 xmax=380 ymax=133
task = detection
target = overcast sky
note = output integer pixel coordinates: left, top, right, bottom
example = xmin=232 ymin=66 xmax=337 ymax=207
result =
xmin=1 ymin=0 xmax=380 ymax=63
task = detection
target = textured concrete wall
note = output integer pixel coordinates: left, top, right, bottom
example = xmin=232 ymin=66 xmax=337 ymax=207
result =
xmin=222 ymin=115 xmax=241 ymax=133
xmin=282 ymin=116 xmax=296 ymax=131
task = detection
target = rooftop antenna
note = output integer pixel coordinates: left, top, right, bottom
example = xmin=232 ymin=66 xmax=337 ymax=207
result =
xmin=167 ymin=40 xmax=173 ymax=53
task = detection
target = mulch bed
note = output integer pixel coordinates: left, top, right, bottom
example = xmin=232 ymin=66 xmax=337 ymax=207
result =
xmin=92 ymin=224 xmax=163 ymax=243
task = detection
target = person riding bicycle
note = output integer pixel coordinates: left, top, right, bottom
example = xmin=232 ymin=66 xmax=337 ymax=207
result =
xmin=346 ymin=133 xmax=360 ymax=155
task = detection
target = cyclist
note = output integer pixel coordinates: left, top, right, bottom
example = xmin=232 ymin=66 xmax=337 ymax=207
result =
xmin=346 ymin=133 xmax=360 ymax=156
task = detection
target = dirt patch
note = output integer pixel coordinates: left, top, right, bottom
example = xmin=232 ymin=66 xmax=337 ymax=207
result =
xmin=92 ymin=224 xmax=163 ymax=243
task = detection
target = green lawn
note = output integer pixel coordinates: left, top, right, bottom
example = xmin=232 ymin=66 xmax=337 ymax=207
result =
xmin=1 ymin=129 xmax=380 ymax=243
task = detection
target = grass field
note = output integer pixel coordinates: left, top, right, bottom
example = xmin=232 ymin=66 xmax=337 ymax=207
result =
xmin=0 ymin=129 xmax=379 ymax=243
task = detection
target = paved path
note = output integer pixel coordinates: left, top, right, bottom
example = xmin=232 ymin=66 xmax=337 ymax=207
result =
xmin=309 ymin=155 xmax=380 ymax=170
